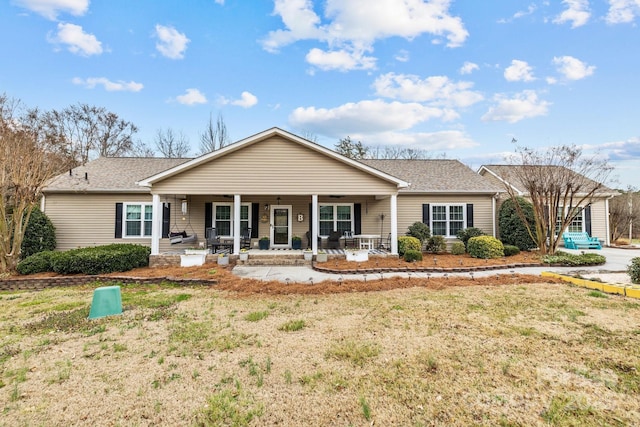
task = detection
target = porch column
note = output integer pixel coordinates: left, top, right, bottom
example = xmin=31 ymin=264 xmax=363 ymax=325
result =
xmin=233 ymin=195 xmax=241 ymax=255
xmin=390 ymin=193 xmax=398 ymax=255
xmin=151 ymin=194 xmax=161 ymax=255
xmin=312 ymin=194 xmax=318 ymax=255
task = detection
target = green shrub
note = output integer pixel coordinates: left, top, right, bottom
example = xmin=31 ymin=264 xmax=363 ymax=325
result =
xmin=398 ymin=236 xmax=421 ymax=256
xmin=16 ymin=250 xmax=57 ymax=275
xmin=467 ymin=236 xmax=504 ymax=259
xmin=503 ymin=245 xmax=521 ymax=257
xmin=450 ymin=241 xmax=466 ymax=255
xmin=456 ymin=227 xmax=485 ymax=250
xmin=403 ymin=250 xmax=423 ymax=262
xmin=50 ymin=244 xmax=151 ymax=275
xmin=542 ymin=251 xmax=606 ymax=266
xmin=628 ymin=257 xmax=640 ymax=284
xmin=21 ymin=207 xmax=56 ymax=259
xmin=406 ymin=222 xmax=431 ymax=244
xmin=499 ymin=197 xmax=537 ymax=251
xmin=424 ymin=236 xmax=446 ymax=253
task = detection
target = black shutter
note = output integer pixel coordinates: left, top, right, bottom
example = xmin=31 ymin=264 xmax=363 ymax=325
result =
xmin=466 ymin=204 xmax=474 ymax=228
xmin=354 ymin=203 xmax=362 ymax=235
xmin=205 ymin=203 xmax=212 ymax=235
xmin=162 ymin=203 xmax=170 ymax=238
xmin=584 ymin=205 xmax=592 ymax=236
xmin=115 ymin=203 xmax=123 ymax=238
xmin=422 ymin=204 xmax=430 ymax=225
xmin=308 ymin=203 xmax=313 ymax=236
xmin=251 ymin=203 xmax=259 ymax=238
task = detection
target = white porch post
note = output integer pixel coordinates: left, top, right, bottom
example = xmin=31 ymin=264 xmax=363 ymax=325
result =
xmin=233 ymin=195 xmax=241 ymax=255
xmin=151 ymin=194 xmax=161 ymax=255
xmin=390 ymin=194 xmax=398 ymax=255
xmin=312 ymin=195 xmax=318 ymax=255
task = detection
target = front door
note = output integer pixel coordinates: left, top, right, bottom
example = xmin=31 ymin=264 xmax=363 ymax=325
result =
xmin=270 ymin=205 xmax=291 ymax=247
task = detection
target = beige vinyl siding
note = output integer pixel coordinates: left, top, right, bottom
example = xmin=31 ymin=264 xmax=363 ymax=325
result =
xmin=588 ymin=199 xmax=608 ymax=242
xmin=44 ymin=193 xmax=154 ymax=251
xmin=152 ymin=136 xmax=398 ymax=196
xmin=396 ymin=194 xmax=495 ymax=239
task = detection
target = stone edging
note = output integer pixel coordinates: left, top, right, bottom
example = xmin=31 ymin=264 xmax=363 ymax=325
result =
xmin=312 ymin=262 xmax=545 ymax=275
xmin=0 ymin=275 xmax=216 ymax=292
xmin=541 ymin=271 xmax=640 ymax=299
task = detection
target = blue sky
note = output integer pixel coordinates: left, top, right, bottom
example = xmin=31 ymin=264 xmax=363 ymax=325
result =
xmin=2 ymin=0 xmax=639 ymax=189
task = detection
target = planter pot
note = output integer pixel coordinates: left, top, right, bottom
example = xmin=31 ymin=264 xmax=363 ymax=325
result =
xmin=217 ymin=256 xmax=229 ymax=266
xmin=346 ymin=250 xmax=369 ymax=262
xmin=303 ymin=251 xmax=313 ymax=261
xmin=316 ymin=252 xmax=328 ymax=263
xmin=259 ymin=239 xmax=270 ymax=250
xmin=292 ymin=239 xmax=302 ymax=250
xmin=180 ymin=254 xmax=206 ymax=267
xmin=239 ymin=252 xmax=249 ymax=261
xmin=184 ymin=249 xmax=210 ymax=255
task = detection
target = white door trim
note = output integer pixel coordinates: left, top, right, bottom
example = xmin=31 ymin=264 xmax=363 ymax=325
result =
xmin=270 ymin=205 xmax=292 ymax=247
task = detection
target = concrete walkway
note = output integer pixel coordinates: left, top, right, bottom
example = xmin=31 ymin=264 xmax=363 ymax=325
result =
xmin=232 ymin=246 xmax=640 ymax=285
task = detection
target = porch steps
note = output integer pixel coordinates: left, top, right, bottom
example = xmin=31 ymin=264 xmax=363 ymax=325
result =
xmin=239 ymin=255 xmax=310 ymax=266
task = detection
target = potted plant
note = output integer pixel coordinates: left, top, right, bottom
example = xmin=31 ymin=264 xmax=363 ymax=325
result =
xmin=292 ymin=235 xmax=302 ymax=249
xmin=303 ymin=248 xmax=313 ymax=261
xmin=259 ymin=236 xmax=270 ymax=250
xmin=316 ymin=249 xmax=327 ymax=263
xmin=239 ymin=248 xmax=249 ymax=261
xmin=217 ymin=253 xmax=229 ymax=265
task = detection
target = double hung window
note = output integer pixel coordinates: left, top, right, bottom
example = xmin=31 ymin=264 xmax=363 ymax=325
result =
xmin=319 ymin=204 xmax=353 ymax=237
xmin=431 ymin=204 xmax=465 ymax=237
xmin=124 ymin=203 xmax=153 ymax=237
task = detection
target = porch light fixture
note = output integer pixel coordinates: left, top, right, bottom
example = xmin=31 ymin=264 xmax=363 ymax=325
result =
xmin=264 ymin=203 xmax=269 ymax=211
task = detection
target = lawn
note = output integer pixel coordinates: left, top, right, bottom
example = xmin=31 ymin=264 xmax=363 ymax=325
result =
xmin=2 ymin=271 xmax=640 ymax=426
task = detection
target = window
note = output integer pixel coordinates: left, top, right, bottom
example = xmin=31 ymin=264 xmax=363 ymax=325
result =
xmin=318 ymin=204 xmax=353 ymax=237
xmin=556 ymin=206 xmax=584 ymax=233
xmin=124 ymin=203 xmax=153 ymax=237
xmin=431 ymin=204 xmax=465 ymax=237
xmin=212 ymin=203 xmax=251 ymax=237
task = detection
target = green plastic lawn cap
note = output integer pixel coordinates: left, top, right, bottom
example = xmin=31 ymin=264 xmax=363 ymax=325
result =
xmin=88 ymin=286 xmax=123 ymax=319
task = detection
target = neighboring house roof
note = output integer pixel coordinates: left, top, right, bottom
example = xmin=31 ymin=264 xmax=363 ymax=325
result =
xmin=479 ymin=164 xmax=616 ymax=197
xmin=44 ymin=157 xmax=190 ymax=193
xmin=363 ymin=159 xmax=504 ymax=193
xmin=137 ymin=127 xmax=410 ymax=189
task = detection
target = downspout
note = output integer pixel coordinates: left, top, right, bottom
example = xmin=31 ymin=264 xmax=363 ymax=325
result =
xmin=605 ymin=195 xmax=613 ymax=247
xmin=492 ymin=193 xmax=498 ymax=238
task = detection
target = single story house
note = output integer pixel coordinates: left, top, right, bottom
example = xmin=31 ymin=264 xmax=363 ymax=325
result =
xmin=42 ymin=128 xmax=504 ymax=257
xmin=478 ymin=164 xmax=616 ymax=246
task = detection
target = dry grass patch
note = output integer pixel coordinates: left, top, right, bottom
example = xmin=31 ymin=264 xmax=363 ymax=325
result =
xmin=1 ymin=278 xmax=640 ymax=426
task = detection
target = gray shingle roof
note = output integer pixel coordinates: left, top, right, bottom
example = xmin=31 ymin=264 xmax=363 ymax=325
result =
xmin=44 ymin=157 xmax=191 ymax=193
xmin=362 ymin=159 xmax=504 ymax=193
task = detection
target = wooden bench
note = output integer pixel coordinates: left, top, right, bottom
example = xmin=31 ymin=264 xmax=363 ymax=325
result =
xmin=562 ymin=232 xmax=602 ymax=249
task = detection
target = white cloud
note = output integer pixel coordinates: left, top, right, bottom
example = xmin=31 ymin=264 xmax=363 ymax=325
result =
xmin=353 ymin=130 xmax=478 ymax=150
xmin=504 ymin=60 xmax=535 ymax=82
xmin=606 ymin=0 xmax=640 ymax=24
xmin=583 ymin=137 xmax=640 ymax=161
xmin=219 ymin=91 xmax=258 ymax=108
xmin=481 ymin=90 xmax=551 ymax=123
xmin=394 ymin=49 xmax=410 ymax=62
xmin=48 ymin=22 xmax=102 ymax=56
xmin=14 ymin=0 xmax=88 ymax=20
xmin=459 ymin=61 xmax=479 ymax=75
xmin=214 ymin=0 xmax=224 ymax=4
xmin=552 ymin=55 xmax=595 ymax=80
xmin=305 ymin=48 xmax=376 ymax=71
xmin=154 ymin=24 xmax=190 ymax=59
xmin=175 ymin=88 xmax=207 ymax=105
xmin=498 ymin=4 xmax=537 ymax=23
xmin=289 ymin=99 xmax=457 ymax=136
xmin=373 ymin=72 xmax=483 ymax=108
xmin=553 ymin=0 xmax=591 ymax=28
xmin=262 ymin=0 xmax=468 ymax=71
xmin=72 ymin=77 xmax=143 ymax=92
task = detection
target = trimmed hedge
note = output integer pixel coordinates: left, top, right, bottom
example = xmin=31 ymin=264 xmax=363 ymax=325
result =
xmin=403 ymin=250 xmax=423 ymax=262
xmin=398 ymin=236 xmax=421 ymax=256
xmin=468 ymin=236 xmax=504 ymax=259
xmin=21 ymin=207 xmax=57 ymax=259
xmin=425 ymin=236 xmax=447 ymax=254
xmin=628 ymin=257 xmax=640 ymax=284
xmin=450 ymin=241 xmax=466 ymax=255
xmin=541 ymin=251 xmax=606 ymax=266
xmin=16 ymin=250 xmax=57 ymax=275
xmin=503 ymin=245 xmax=521 ymax=257
xmin=18 ymin=244 xmax=151 ymax=276
xmin=456 ymin=227 xmax=485 ymax=251
xmin=499 ymin=197 xmax=537 ymax=251
xmin=406 ymin=222 xmax=431 ymax=244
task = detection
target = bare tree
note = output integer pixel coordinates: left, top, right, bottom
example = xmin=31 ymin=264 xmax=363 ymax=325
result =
xmin=299 ymin=130 xmax=318 ymax=143
xmin=130 ymin=139 xmax=156 ymax=157
xmin=155 ymin=128 xmax=191 ymax=158
xmin=199 ymin=113 xmax=230 ymax=154
xmin=501 ymin=144 xmax=613 ymax=255
xmin=609 ymin=188 xmax=640 ymax=243
xmin=0 ymin=96 xmax=59 ymax=272
xmin=40 ymin=103 xmax=138 ymax=166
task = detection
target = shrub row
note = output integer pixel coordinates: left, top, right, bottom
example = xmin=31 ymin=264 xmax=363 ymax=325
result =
xmin=629 ymin=257 xmax=640 ymax=284
xmin=17 ymin=244 xmax=151 ymax=275
xmin=541 ymin=251 xmax=606 ymax=266
xmin=467 ymin=235 xmax=504 ymax=259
